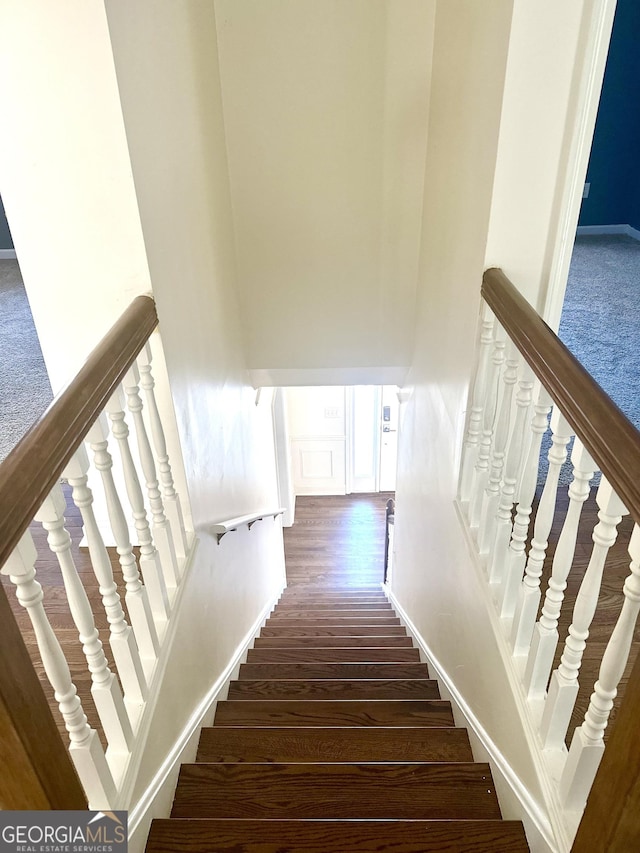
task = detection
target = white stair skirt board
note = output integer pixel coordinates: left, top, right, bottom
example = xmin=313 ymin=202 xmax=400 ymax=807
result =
xmin=384 ymin=581 xmax=563 ymax=853
xmin=0 ymin=249 xmax=17 ymax=259
xmin=576 ymin=224 xmax=640 ymax=240
xmin=125 ymin=583 xmax=285 ymax=853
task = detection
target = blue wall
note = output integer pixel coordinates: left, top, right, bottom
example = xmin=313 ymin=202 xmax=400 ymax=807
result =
xmin=0 ymin=195 xmax=14 ymax=250
xmin=579 ymin=0 xmax=640 ymax=230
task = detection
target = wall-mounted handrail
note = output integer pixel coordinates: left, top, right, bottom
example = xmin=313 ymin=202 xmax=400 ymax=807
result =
xmin=212 ymin=509 xmax=286 ymax=543
xmin=482 ymin=268 xmax=640 ymax=523
xmin=0 ymin=295 xmax=158 ymax=570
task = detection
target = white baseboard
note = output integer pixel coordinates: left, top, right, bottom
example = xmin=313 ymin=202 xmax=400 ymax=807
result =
xmin=0 ymin=248 xmax=17 ymax=259
xmin=576 ymin=224 xmax=640 ymax=240
xmin=126 ymin=581 xmax=284 ymax=853
xmin=384 ymin=584 xmax=560 ymax=853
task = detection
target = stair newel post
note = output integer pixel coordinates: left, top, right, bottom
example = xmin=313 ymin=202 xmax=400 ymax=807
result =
xmin=459 ymin=302 xmax=495 ymax=506
xmin=136 ymin=342 xmax=189 ymax=561
xmin=105 ymin=388 xmax=171 ymax=632
xmin=559 ymin=523 xmax=640 ymax=811
xmin=540 ymin=479 xmax=628 ymax=750
xmin=479 ymin=336 xmax=519 ymax=556
xmin=123 ymin=364 xmax=180 ymax=590
xmin=35 ymin=484 xmax=134 ymax=759
xmin=511 ymin=409 xmax=573 ymax=656
xmin=2 ymin=531 xmax=116 ymax=807
xmin=64 ymin=446 xmax=148 ymax=708
xmin=499 ymin=386 xmax=552 ymax=620
xmin=523 ymin=439 xmax=596 ymax=698
xmin=488 ymin=363 xmax=534 ymax=585
xmin=86 ymin=414 xmax=159 ymax=666
xmin=469 ymin=325 xmax=506 ymax=529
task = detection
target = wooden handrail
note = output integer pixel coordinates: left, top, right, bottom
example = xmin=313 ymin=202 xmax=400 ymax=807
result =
xmin=0 ymin=294 xmax=158 ymax=572
xmin=482 ymin=268 xmax=640 ymax=523
xmin=211 ymin=509 xmax=286 ymax=543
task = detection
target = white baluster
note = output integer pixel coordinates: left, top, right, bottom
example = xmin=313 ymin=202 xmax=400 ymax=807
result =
xmin=35 ymin=485 xmax=133 ymax=757
xmin=87 ymin=414 xmax=159 ymax=667
xmin=511 ymin=409 xmax=573 ymax=655
xmin=106 ymin=388 xmax=171 ymax=629
xmin=469 ymin=326 xmax=506 ymax=528
xmin=524 ymin=439 xmax=596 ymax=698
xmin=1 ymin=531 xmax=116 ymax=807
xmin=137 ymin=343 xmax=189 ymax=561
xmin=65 ymin=446 xmax=147 ymax=707
xmin=559 ymin=523 xmax=640 ymax=810
xmin=479 ymin=337 xmax=519 ymax=555
xmin=460 ymin=303 xmax=495 ymax=504
xmin=500 ymin=386 xmax=552 ymax=619
xmin=540 ymin=479 xmax=628 ymax=750
xmin=488 ymin=363 xmax=534 ymax=585
xmin=123 ymin=365 xmax=179 ymax=589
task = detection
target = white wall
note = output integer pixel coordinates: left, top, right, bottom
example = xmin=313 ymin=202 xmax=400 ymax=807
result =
xmin=390 ymin=0 xmax=550 ymax=832
xmin=391 ymin=0 xmax=615 ymax=847
xmin=287 ymin=386 xmax=348 ymax=495
xmin=0 ymin=0 xmax=285 ymax=834
xmin=215 ymin=0 xmax=434 ymax=380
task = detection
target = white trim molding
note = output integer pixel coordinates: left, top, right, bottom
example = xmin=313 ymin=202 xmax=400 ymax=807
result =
xmin=0 ymin=248 xmax=17 ymax=259
xmin=576 ymin=224 xmax=640 ymax=240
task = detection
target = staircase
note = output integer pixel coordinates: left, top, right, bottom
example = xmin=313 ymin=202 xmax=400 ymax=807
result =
xmin=146 ymin=585 xmax=529 ymax=852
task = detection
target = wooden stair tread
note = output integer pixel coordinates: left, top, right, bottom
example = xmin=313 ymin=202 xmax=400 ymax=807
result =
xmin=214 ymin=699 xmax=456 ymax=727
xmin=246 ymin=646 xmax=421 ymax=662
xmin=171 ymin=762 xmax=502 ymax=820
xmin=227 ymin=678 xmax=440 ymax=700
xmin=253 ymin=635 xmax=414 ymax=647
xmin=260 ymin=625 xmax=407 ymax=636
xmin=238 ymin=662 xmax=430 ymax=679
xmin=271 ymin=608 xmax=394 ymax=617
xmin=264 ymin=616 xmax=402 ymax=625
xmin=196 ymin=726 xmax=474 ymax=763
xmin=147 ymin=819 xmax=529 ymax=853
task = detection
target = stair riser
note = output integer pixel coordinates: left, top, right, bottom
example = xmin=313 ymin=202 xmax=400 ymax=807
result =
xmin=253 ymin=636 xmax=414 ymax=648
xmin=238 ymin=663 xmax=429 ymax=679
xmin=246 ymin=648 xmax=421 ymax=663
xmin=147 ymin=819 xmax=530 ymax=853
xmin=214 ymin=700 xmax=456 ymax=727
xmin=227 ymin=679 xmax=440 ymax=701
xmin=260 ymin=626 xmax=407 ymax=637
xmin=265 ymin=617 xmax=402 ymax=626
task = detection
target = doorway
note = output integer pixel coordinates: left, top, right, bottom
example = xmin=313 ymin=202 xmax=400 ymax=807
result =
xmin=284 ymin=385 xmax=398 ymax=496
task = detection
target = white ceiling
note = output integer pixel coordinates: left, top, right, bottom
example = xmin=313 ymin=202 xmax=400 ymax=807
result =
xmin=214 ymin=0 xmax=434 ymax=380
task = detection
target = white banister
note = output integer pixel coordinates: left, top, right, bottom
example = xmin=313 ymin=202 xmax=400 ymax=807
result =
xmin=123 ymin=365 xmax=180 ymax=589
xmin=65 ymin=446 xmax=148 ymax=709
xmin=500 ymin=386 xmax=552 ymax=620
xmin=137 ymin=343 xmax=189 ymax=560
xmin=487 ymin=364 xmax=534 ymax=585
xmin=35 ymin=485 xmax=134 ymax=761
xmin=86 ymin=414 xmax=159 ymax=669
xmin=460 ymin=303 xmax=495 ymax=503
xmin=1 ymin=531 xmax=116 ymax=807
xmin=559 ymin=523 xmax=640 ymax=811
xmin=524 ymin=439 xmax=596 ymax=698
xmin=106 ymin=389 xmax=171 ymax=630
xmin=469 ymin=326 xmax=506 ymax=528
xmin=540 ymin=478 xmax=628 ymax=750
xmin=511 ymin=408 xmax=573 ymax=656
xmin=212 ymin=508 xmax=286 ymax=543
xmin=479 ymin=337 xmax=519 ymax=556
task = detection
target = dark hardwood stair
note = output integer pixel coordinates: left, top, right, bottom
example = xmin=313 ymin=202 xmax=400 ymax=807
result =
xmin=146 ymin=587 xmax=529 ymax=852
